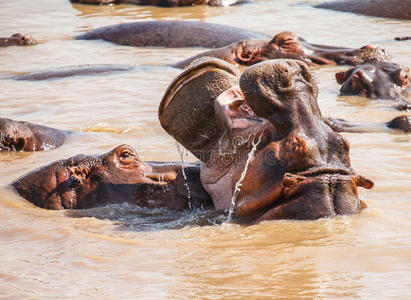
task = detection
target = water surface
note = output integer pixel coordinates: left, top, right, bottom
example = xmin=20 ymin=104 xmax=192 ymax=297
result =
xmin=1 ymin=0 xmax=410 ymax=298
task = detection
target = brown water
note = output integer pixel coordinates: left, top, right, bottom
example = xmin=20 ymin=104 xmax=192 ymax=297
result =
xmin=1 ymin=0 xmax=411 ymax=298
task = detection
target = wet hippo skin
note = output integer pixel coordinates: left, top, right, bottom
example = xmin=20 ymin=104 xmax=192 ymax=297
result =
xmin=0 ymin=33 xmax=36 ymax=47
xmin=76 ymin=21 xmax=265 ymax=48
xmin=11 ymin=144 xmax=213 ymax=210
xmin=0 ymin=118 xmax=67 ymax=151
xmin=335 ymin=61 xmax=410 ymax=110
xmin=336 ymin=62 xmax=409 ymax=99
xmin=159 ymin=58 xmax=374 ymax=222
xmin=315 ymin=0 xmax=411 ymax=20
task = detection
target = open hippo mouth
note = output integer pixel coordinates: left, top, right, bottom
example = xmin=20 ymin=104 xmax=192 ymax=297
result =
xmin=234 ymin=59 xmax=374 ymax=221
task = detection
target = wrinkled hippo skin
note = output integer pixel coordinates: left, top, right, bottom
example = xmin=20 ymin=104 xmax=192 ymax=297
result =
xmin=7 ymin=65 xmax=134 ymax=81
xmin=0 ymin=33 xmax=36 ymax=47
xmin=11 ymin=144 xmax=213 ymax=210
xmin=159 ymin=58 xmax=373 ymax=222
xmin=173 ymin=31 xmax=390 ymax=68
xmin=0 ymin=118 xmax=67 ymax=151
xmin=76 ymin=21 xmax=265 ymax=48
xmin=70 ymin=0 xmax=249 ymax=7
xmin=316 ymin=0 xmax=411 ymax=20
xmin=336 ymin=62 xmax=409 ymax=100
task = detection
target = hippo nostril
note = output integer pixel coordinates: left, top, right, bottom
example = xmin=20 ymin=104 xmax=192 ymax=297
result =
xmin=14 ymin=138 xmax=26 ymax=151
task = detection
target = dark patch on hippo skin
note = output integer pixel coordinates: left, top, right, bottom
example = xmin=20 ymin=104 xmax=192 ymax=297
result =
xmin=76 ymin=21 xmax=266 ymax=48
xmin=315 ymin=0 xmax=411 ymax=20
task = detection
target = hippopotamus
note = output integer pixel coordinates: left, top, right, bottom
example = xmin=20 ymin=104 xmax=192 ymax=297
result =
xmin=159 ymin=57 xmax=373 ymax=222
xmin=0 ymin=118 xmax=67 ymax=151
xmin=173 ymin=31 xmax=390 ymax=69
xmin=70 ymin=0 xmax=248 ymax=7
xmin=386 ymin=115 xmax=411 ymax=132
xmin=7 ymin=65 xmax=134 ymax=81
xmin=395 ymin=36 xmax=411 ymax=41
xmin=324 ymin=116 xmax=411 ymax=133
xmin=0 ymin=33 xmax=36 ymax=47
xmin=11 ymin=144 xmax=212 ymax=210
xmin=315 ymin=0 xmax=411 ymax=20
xmin=335 ymin=61 xmax=410 ymax=110
xmin=76 ymin=21 xmax=265 ymax=48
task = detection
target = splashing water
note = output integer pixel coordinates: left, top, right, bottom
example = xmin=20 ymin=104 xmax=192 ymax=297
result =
xmin=175 ymin=142 xmax=192 ymax=209
xmin=228 ymin=134 xmax=263 ymax=221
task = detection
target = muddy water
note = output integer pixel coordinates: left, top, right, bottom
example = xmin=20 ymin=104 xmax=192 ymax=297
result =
xmin=1 ymin=0 xmax=410 ymax=298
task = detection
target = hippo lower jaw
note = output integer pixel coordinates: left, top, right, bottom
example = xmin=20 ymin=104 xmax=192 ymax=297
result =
xmin=255 ymin=170 xmax=372 ymax=222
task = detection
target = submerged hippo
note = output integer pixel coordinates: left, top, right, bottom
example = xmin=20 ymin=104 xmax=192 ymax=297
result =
xmin=335 ymin=62 xmax=410 ymax=110
xmin=173 ymin=31 xmax=390 ymax=68
xmin=11 ymin=144 xmax=212 ymax=210
xmin=70 ymin=0 xmax=248 ymax=7
xmin=7 ymin=64 xmax=134 ymax=81
xmin=315 ymin=0 xmax=411 ymax=20
xmin=159 ymin=58 xmax=373 ymax=222
xmin=336 ymin=62 xmax=409 ymax=98
xmin=76 ymin=21 xmax=265 ymax=48
xmin=325 ymin=116 xmax=411 ymax=133
xmin=0 ymin=118 xmax=67 ymax=151
xmin=0 ymin=33 xmax=36 ymax=47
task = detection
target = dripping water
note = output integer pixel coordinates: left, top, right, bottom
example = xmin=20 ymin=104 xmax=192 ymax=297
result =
xmin=228 ymin=134 xmax=263 ymax=221
xmin=175 ymin=141 xmax=192 ymax=209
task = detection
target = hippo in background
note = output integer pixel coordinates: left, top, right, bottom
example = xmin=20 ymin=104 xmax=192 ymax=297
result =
xmin=159 ymin=58 xmax=373 ymax=222
xmin=11 ymin=144 xmax=212 ymax=210
xmin=23 ymin=27 xmax=390 ymax=81
xmin=0 ymin=33 xmax=36 ymax=47
xmin=70 ymin=0 xmax=249 ymax=7
xmin=173 ymin=31 xmax=390 ymax=69
xmin=335 ymin=61 xmax=410 ymax=110
xmin=77 ymin=21 xmax=390 ymax=67
xmin=76 ymin=21 xmax=265 ymax=48
xmin=315 ymin=0 xmax=411 ymax=20
xmin=324 ymin=115 xmax=411 ymax=133
xmin=0 ymin=118 xmax=67 ymax=152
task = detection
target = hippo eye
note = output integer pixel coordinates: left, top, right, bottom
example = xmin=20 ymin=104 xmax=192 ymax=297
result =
xmin=119 ymin=148 xmax=139 ymax=166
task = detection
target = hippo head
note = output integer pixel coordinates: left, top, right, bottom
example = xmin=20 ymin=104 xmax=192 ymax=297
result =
xmin=11 ymin=33 xmax=37 ymax=46
xmin=236 ymin=59 xmax=374 ymax=221
xmin=229 ymin=31 xmax=390 ymax=67
xmin=12 ymin=144 xmax=209 ymax=210
xmin=335 ymin=62 xmax=409 ymax=99
xmin=0 ymin=118 xmax=65 ymax=151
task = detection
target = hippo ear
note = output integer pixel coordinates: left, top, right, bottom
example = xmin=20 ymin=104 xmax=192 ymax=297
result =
xmin=392 ymin=68 xmax=409 ymax=87
xmin=335 ymin=70 xmax=349 ymax=85
xmin=235 ymin=41 xmax=260 ymax=65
